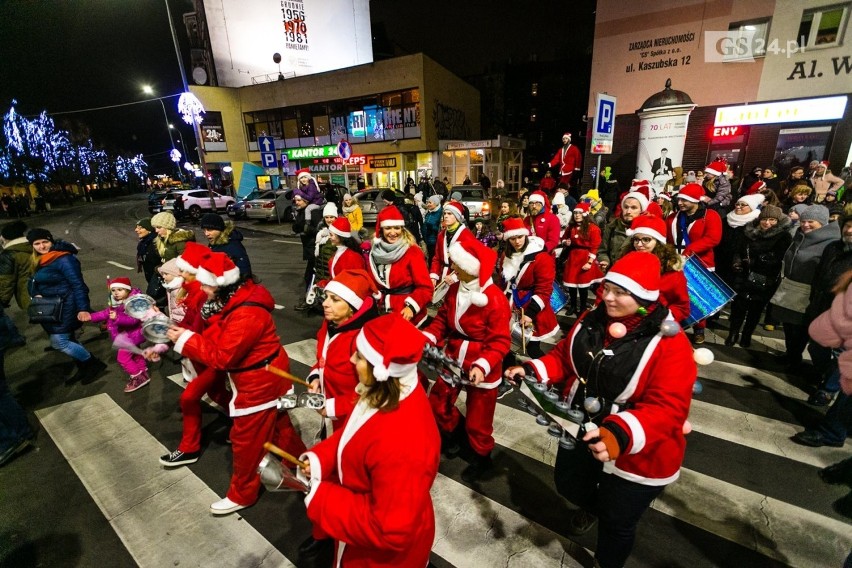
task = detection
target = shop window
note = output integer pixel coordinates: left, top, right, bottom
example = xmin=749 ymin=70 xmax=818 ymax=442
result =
xmin=798 ymin=4 xmax=848 ymax=48
xmin=403 ymin=103 xmax=421 ymax=138
xmin=299 ymin=116 xmax=314 ymax=147
xmin=201 ymin=111 xmax=227 ymax=152
xmin=283 ymin=119 xmax=299 ymax=148
xmin=330 ymin=115 xmax=347 ymax=143
xmin=382 ymin=91 xmax=403 ymax=107
xmin=383 ymin=106 xmax=404 ymax=140
xmin=402 ymin=89 xmax=420 ymax=104
xmin=313 ymin=115 xmax=330 ymax=146
xmin=725 ymin=18 xmax=770 ymax=60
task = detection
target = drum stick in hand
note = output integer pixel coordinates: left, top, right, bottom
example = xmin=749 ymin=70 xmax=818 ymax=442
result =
xmin=265 ymin=365 xmax=312 ymax=388
xmin=263 ymin=442 xmax=308 ymax=469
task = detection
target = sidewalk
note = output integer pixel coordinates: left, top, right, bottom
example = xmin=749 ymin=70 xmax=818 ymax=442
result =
xmin=230 ymin=217 xmax=300 ymax=239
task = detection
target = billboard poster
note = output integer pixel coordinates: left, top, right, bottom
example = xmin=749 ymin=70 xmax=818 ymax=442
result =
xmin=202 ymin=0 xmax=373 ymax=88
xmin=635 ymin=110 xmax=692 ymax=192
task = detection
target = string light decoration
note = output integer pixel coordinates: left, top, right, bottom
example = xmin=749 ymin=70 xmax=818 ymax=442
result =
xmin=170 ymin=148 xmax=182 ymax=163
xmin=177 ymin=92 xmax=205 ymax=125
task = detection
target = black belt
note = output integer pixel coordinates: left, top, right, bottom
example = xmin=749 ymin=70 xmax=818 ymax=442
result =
xmin=227 ymin=349 xmax=281 ymax=373
xmin=384 ymin=284 xmax=414 ymax=295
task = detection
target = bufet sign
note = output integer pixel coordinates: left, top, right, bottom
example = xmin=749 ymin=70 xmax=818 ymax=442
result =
xmin=591 ymin=93 xmax=616 ymax=154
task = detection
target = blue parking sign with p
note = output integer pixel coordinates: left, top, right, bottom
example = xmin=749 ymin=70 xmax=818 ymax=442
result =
xmin=597 ymin=98 xmax=615 ymax=134
xmin=261 ymin=153 xmax=277 ymax=167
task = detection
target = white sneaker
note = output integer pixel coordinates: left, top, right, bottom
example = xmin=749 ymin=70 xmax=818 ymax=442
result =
xmin=210 ymin=497 xmax=247 ymax=516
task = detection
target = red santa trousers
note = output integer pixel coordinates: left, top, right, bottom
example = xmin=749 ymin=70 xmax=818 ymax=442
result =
xmin=429 ymin=379 xmax=498 ymax=456
xmin=177 ymin=367 xmax=231 ymax=454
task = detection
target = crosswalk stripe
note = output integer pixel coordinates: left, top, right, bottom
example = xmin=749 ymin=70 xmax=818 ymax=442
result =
xmin=34 ymin=394 xmax=296 ymax=568
xmin=106 ymin=261 xmax=134 ymax=270
xmin=697 ymin=359 xmax=807 ymax=399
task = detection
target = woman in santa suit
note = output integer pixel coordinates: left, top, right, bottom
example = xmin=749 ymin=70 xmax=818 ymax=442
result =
xmin=498 ymin=216 xmax=560 ymax=357
xmin=619 ymin=214 xmax=691 ymax=323
xmin=298 ymin=313 xmax=441 ymax=568
xmin=166 ymin=252 xmax=306 ymax=515
xmin=422 ymin=238 xmax=511 ymax=482
xmin=367 ymin=206 xmax=433 ymax=326
xmin=505 ymin=252 xmax=696 ymax=568
xmin=561 ymin=202 xmax=604 ymax=315
xmin=325 ymin=217 xmax=365 ymax=282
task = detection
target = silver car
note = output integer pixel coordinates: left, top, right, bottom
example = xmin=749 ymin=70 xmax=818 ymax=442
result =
xmin=244 ymin=190 xmax=290 ymax=221
xmin=449 ymin=185 xmax=491 ymax=221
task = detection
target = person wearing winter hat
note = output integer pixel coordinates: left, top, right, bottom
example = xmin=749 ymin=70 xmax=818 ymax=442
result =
xmin=297 ymin=313 xmax=440 ymax=568
xmin=811 ymin=161 xmax=844 ymax=203
xmin=430 ymin=201 xmax=474 ymax=287
xmin=770 ymin=203 xmax=840 ymax=365
xmin=28 ymin=228 xmax=107 ymax=385
xmin=294 ymin=168 xmax=324 ymax=207
xmin=163 ymin=251 xmax=306 ymax=515
xmin=157 ymin=258 xmax=186 ymax=324
xmin=199 ymin=213 xmax=252 ymax=278
xmin=598 ymin=192 xmax=647 ymax=272
xmin=134 ymin=218 xmax=161 ymax=300
xmin=423 ymin=238 xmax=511 ymax=482
xmin=561 ymin=203 xmax=604 ymax=315
xmin=717 ymin=193 xmax=766 ymax=287
xmin=725 ymin=205 xmax=792 ymax=348
xmin=504 ymin=251 xmax=696 ymax=568
xmin=524 ymin=190 xmax=561 ymax=252
xmin=498 ymin=217 xmax=560 ymax=356
xmin=151 ymin=211 xmax=196 ymax=264
xmin=421 ymin=195 xmax=443 ymax=264
xmin=0 ymin=220 xmax=33 ymax=310
xmin=666 ymin=183 xmax=723 ymax=343
xmin=786 ymin=202 xmax=810 ymax=236
xmin=325 ymin=217 xmax=364 ymax=282
xmin=341 ymin=193 xmax=363 ymax=235
xmin=367 ymin=206 xmax=433 ymax=327
xmin=701 ymin=159 xmax=732 ymax=212
xmin=613 ymin=215 xmax=690 ymax=323
xmin=81 ymin=277 xmax=150 ymax=392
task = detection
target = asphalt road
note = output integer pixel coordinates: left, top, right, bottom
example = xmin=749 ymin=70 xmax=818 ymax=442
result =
xmin=0 ymin=195 xmax=849 ymax=568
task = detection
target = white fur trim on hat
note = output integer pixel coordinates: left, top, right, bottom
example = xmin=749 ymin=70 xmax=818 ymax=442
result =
xmin=380 ymin=218 xmax=405 ymax=228
xmin=448 ymin=242 xmax=480 ymax=277
xmin=528 ymin=193 xmax=546 ymax=205
xmin=501 ymin=226 xmax=530 ymax=239
xmin=174 ymin=256 xmax=198 ymax=274
xmin=622 ymin=192 xmax=649 ymax=212
xmin=356 ymin=329 xmax=416 ymax=382
xmin=329 ymin=224 xmax=351 ymax=238
xmin=324 ymin=280 xmax=363 ymax=310
xmin=626 ymin=226 xmax=666 ymax=244
xmin=109 ymin=282 xmax=132 ymax=290
xmin=195 ymin=265 xmax=240 ymax=287
xmin=604 ymin=272 xmax=660 ymax=301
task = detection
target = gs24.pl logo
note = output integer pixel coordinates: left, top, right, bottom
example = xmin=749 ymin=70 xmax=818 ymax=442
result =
xmin=705 ymin=31 xmax=805 ymax=62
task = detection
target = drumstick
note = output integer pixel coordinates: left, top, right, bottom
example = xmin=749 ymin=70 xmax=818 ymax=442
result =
xmin=521 ymin=307 xmax=527 ymax=356
xmin=265 ymin=364 xmax=313 ymax=388
xmin=263 ymin=442 xmax=308 ymax=469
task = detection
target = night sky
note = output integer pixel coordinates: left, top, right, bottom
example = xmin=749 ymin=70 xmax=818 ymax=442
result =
xmin=0 ymin=0 xmax=594 ymax=174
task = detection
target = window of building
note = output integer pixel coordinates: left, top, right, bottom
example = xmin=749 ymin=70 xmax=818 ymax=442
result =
xmin=531 ymin=82 xmax=539 ymax=96
xmin=798 ymin=4 xmax=849 ymax=48
xmin=725 ymin=18 xmax=771 ymax=60
xmin=530 ymin=109 xmax=537 ymax=122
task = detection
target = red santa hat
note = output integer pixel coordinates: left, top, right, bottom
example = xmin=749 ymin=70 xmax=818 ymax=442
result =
xmin=627 ymin=215 xmax=667 ymax=244
xmin=501 ymin=217 xmax=530 ymax=240
xmin=324 ymin=269 xmax=376 ymax=311
xmin=621 ymin=191 xmax=649 ymax=212
xmin=572 ymin=202 xmax=591 ymax=216
xmin=108 ymin=277 xmax=132 ymax=291
xmin=448 ymin=239 xmax=497 ymax=307
xmin=563 ymin=132 xmax=571 ymax=138
xmin=746 ymin=180 xmax=766 ymax=195
xmin=528 ymin=191 xmax=547 ymax=206
xmin=657 ymin=192 xmax=672 ymax=202
xmin=296 ymin=168 xmax=312 ymax=180
xmin=443 ymin=201 xmax=465 ymax=223
xmin=704 ymin=160 xmax=727 ymax=177
xmin=376 ymin=205 xmax=406 ymax=230
xmin=175 ymin=241 xmax=211 ymax=274
xmin=329 ymin=216 xmax=351 ymax=238
xmin=604 ymin=251 xmax=661 ymax=301
xmin=677 ymin=183 xmax=705 ymax=203
xmin=355 ymin=313 xmax=426 ymax=381
xmin=195 ymin=252 xmax=241 ymax=287
xmin=630 ymin=179 xmax=650 ymax=190
xmin=819 ymin=160 xmax=830 ymax=168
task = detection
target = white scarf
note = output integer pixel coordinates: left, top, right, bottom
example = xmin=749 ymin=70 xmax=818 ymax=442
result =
xmin=726 ymin=209 xmax=760 ymax=228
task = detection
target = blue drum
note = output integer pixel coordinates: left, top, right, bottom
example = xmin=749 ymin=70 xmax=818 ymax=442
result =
xmin=682 ymin=255 xmax=735 ymax=326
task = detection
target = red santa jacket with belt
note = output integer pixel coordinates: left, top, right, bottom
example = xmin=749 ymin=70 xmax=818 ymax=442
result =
xmin=174 ymin=281 xmax=291 ymax=416
xmin=422 ymin=280 xmax=511 ymax=388
xmin=429 ymin=224 xmax=473 ymax=282
xmin=548 ymin=143 xmax=582 ymax=177
xmin=666 ymin=207 xmax=723 ymax=269
xmin=308 ymin=299 xmax=379 ymax=427
xmin=499 ymin=236 xmax=560 ymax=341
xmin=301 ymin=372 xmax=440 ymax=568
xmin=524 ymin=195 xmax=561 ymax=252
xmin=329 ymin=247 xmax=365 ymax=280
xmin=527 ymin=308 xmax=695 ymax=485
xmin=368 ymin=244 xmax=433 ymax=326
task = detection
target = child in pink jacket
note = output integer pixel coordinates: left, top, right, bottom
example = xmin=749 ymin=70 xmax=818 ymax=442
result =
xmin=809 ymin=270 xmax=852 ymax=396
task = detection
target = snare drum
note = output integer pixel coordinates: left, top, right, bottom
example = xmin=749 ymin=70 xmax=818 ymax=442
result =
xmin=124 ymin=294 xmax=157 ymax=320
xmin=142 ymin=314 xmax=172 ymax=343
xmin=550 ymin=282 xmax=569 ymax=314
xmin=682 ymin=255 xmax=735 ymax=326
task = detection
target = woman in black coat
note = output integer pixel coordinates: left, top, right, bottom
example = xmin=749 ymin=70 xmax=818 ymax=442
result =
xmin=27 ymin=229 xmax=106 ymax=384
xmin=726 ymin=206 xmax=792 ymax=347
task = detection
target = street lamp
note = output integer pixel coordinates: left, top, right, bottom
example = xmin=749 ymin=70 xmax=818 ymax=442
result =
xmin=143 ymin=84 xmax=181 ymax=182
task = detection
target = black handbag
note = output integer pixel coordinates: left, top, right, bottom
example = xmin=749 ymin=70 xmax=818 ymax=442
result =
xmin=28 ymin=296 xmax=64 ymax=324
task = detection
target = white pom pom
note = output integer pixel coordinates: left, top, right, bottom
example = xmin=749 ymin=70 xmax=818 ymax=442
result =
xmin=693 ymin=347 xmax=714 ymax=366
xmin=471 ymin=292 xmax=488 ymax=307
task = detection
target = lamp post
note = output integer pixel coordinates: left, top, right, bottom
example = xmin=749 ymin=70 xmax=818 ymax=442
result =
xmin=143 ymin=85 xmax=182 ymax=182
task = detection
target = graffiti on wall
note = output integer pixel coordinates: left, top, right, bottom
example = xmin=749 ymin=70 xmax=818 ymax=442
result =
xmin=433 ymin=101 xmax=470 ymax=139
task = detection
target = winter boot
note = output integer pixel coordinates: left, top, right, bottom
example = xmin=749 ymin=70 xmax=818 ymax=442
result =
xmin=819 ymin=457 xmax=852 ymax=486
xmin=461 ymin=452 xmax=493 ymax=483
xmin=441 ymin=417 xmax=466 ymax=458
xmin=124 ymin=371 xmax=151 ymax=393
xmin=78 ymin=356 xmax=108 ymax=385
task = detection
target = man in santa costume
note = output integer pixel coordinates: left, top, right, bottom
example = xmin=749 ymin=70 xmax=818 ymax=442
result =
xmin=167 ymin=252 xmax=305 ymax=515
xmin=423 ymin=238 xmax=511 ymax=482
xmin=298 ymin=314 xmax=441 ymax=568
xmin=499 ymin=217 xmax=560 ymax=357
xmin=429 ymin=200 xmax=474 ymax=288
xmin=546 ymin=132 xmax=583 ymax=196
xmin=666 ymin=182 xmax=723 ymax=344
xmin=524 ymin=191 xmax=561 ymax=252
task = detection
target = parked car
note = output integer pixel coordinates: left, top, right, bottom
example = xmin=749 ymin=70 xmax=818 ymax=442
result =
xmin=245 ymin=190 xmax=290 ymax=222
xmin=449 ymin=185 xmax=491 ymax=222
xmin=227 ymin=189 xmax=265 ymax=219
xmin=147 ymin=190 xmax=168 ymax=214
xmin=162 ymin=189 xmax=234 ymax=221
xmin=354 ymin=188 xmax=389 ymax=227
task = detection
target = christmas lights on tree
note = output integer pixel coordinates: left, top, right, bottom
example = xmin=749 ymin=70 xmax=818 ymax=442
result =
xmin=177 ymin=92 xmax=205 ymax=125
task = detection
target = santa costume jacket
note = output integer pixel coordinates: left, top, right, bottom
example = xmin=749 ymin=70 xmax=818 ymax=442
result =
xmin=328 ymin=246 xmax=365 ymax=280
xmin=659 ymin=269 xmax=691 ymax=323
xmin=666 ymin=206 xmax=723 ymax=270
xmin=524 ymin=193 xmax=561 ymax=252
xmin=308 ymin=298 xmax=379 ymax=430
xmin=548 ymin=143 xmax=582 ymax=179
xmin=527 ymin=306 xmax=696 ymax=485
xmin=368 ymin=245 xmax=433 ymax=326
xmin=561 ymin=223 xmax=604 ymax=288
xmin=300 ymin=371 xmax=441 ymax=568
xmin=429 ymin=224 xmax=474 ymax=282
xmin=499 ymin=236 xmax=560 ymax=341
xmin=422 ymin=281 xmax=511 ymax=388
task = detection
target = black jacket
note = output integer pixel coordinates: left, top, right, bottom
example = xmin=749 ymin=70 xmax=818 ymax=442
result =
xmin=806 ymin=238 xmax=852 ymax=318
xmin=733 ymin=218 xmax=793 ymax=298
xmin=209 ymin=222 xmax=252 ymax=277
xmin=293 ymin=206 xmax=322 ymax=261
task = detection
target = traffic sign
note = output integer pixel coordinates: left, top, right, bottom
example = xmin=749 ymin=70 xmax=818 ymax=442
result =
xmin=591 ymin=93 xmax=616 ymax=154
xmin=336 ymin=140 xmax=352 ymax=160
xmin=281 ymin=153 xmax=289 ymax=168
xmin=258 ymin=136 xmax=277 ymax=167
